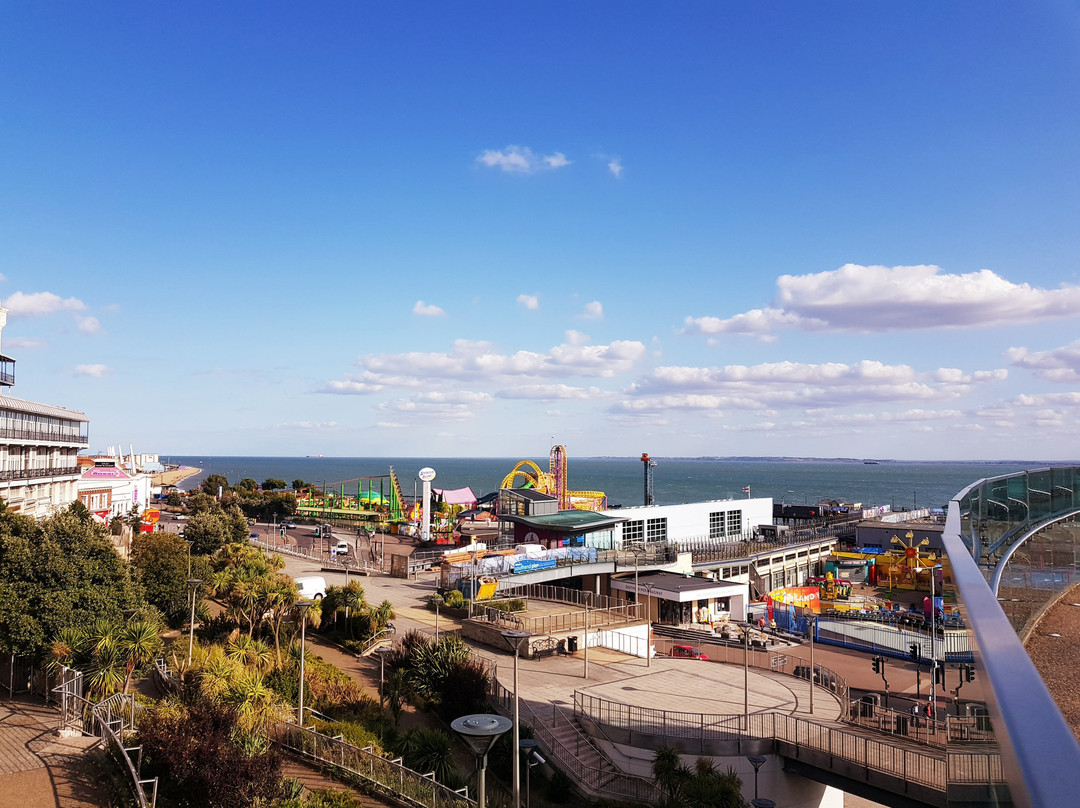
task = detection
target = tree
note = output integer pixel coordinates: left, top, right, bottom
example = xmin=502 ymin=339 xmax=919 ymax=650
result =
xmin=200 ymin=474 xmax=230 ymax=496
xmin=290 ymin=479 xmax=309 ymax=492
xmin=652 ymin=745 xmax=691 ymax=803
xmin=118 ymin=619 xmax=163 ymax=693
xmin=131 ymin=532 xmax=191 ymax=627
xmin=0 ymin=503 xmax=142 ymax=661
xmin=236 ymin=478 xmax=259 ymax=493
xmin=262 ymin=478 xmax=287 ymax=491
xmin=138 ymin=698 xmax=283 ymax=808
xmin=186 ymin=510 xmax=230 ymax=556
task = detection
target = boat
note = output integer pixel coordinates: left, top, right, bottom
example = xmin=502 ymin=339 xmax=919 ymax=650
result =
xmin=863 ymin=460 xmax=880 ymax=465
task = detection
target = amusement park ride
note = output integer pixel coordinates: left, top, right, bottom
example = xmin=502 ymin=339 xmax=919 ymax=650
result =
xmin=292 ymin=446 xmax=608 ymax=547
xmin=500 ymin=445 xmax=607 ymax=511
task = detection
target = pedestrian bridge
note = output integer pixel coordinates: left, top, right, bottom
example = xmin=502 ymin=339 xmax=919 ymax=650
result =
xmin=945 ymin=466 xmax=1080 ymax=808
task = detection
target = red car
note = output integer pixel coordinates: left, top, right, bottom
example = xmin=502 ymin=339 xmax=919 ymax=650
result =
xmin=670 ymin=645 xmax=709 ymax=661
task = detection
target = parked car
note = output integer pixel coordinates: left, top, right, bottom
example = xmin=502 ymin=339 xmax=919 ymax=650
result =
xmin=670 ymin=645 xmax=709 ymax=661
xmin=283 ymin=521 xmax=297 ymax=529
xmin=294 ymin=576 xmax=326 ymax=601
xmin=334 ymin=540 xmax=350 ymax=556
xmin=249 ymin=532 xmax=259 ymax=539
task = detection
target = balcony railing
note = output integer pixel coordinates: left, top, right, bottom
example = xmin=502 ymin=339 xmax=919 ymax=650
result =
xmin=0 ymin=425 xmax=88 ymax=444
xmin=0 ymin=466 xmax=81 ymax=482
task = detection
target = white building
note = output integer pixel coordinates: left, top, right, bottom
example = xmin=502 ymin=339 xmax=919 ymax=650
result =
xmin=0 ymin=305 xmax=89 ymax=518
xmin=78 ymin=459 xmax=154 ymax=520
xmin=601 ymin=497 xmax=774 ymax=548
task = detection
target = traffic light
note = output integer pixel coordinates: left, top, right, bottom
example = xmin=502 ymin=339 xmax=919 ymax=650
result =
xmin=964 ymin=664 xmax=975 ymax=683
xmin=872 ymin=656 xmax=881 ymax=674
xmin=909 ymin=643 xmax=921 ymax=663
xmin=280 ymin=527 xmax=286 ymax=538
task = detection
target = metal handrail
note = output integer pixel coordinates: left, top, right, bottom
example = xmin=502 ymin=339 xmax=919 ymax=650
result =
xmin=269 ymin=720 xmax=473 ymax=807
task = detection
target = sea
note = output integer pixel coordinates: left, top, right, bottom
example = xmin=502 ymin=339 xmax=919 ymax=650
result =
xmin=163 ymin=456 xmax=1058 ymax=511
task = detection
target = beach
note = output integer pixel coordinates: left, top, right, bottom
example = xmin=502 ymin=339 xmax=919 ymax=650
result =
xmin=151 ymin=466 xmax=202 ymax=487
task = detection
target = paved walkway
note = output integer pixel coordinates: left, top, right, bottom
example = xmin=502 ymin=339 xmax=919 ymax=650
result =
xmin=0 ymin=698 xmax=109 ymax=808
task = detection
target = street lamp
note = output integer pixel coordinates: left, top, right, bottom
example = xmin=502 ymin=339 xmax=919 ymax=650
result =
xmin=183 ymin=540 xmax=193 ymax=578
xmin=296 ymin=599 xmax=314 ymax=726
xmin=520 ymin=739 xmax=540 ymax=808
xmin=743 ymin=626 xmax=750 ymax=728
xmin=916 ymin=562 xmax=943 ymax=726
xmin=751 ymin=799 xmax=776 ymax=808
xmin=642 ymin=582 xmax=655 ymax=667
xmin=746 ymin=755 xmax=766 ymax=800
xmin=377 ymin=646 xmax=393 ymax=707
xmin=808 ymin=614 xmax=816 ymax=715
xmin=502 ymin=629 xmax=533 ymax=808
xmin=451 ymin=713 xmax=512 ymax=808
xmin=187 ymin=578 xmax=202 ymax=663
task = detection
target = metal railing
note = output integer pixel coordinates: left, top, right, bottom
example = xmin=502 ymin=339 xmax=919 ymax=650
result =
xmin=248 ymin=534 xmax=385 ymax=575
xmin=268 ymin=721 xmax=474 ymax=808
xmin=473 ymin=601 xmax=642 ymax=636
xmin=0 ymin=425 xmax=88 ymax=444
xmin=489 ymin=679 xmax=662 ymax=804
xmin=495 ymin=582 xmax=638 ymax=611
xmin=574 ymin=692 xmax=1005 ymax=795
xmin=0 ymin=465 xmax=81 ymax=482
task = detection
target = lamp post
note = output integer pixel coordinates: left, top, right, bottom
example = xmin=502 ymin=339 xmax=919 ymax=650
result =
xmin=808 ymin=614 xmax=816 ymax=715
xmin=502 ymin=629 xmax=532 ymax=808
xmin=520 ymin=739 xmax=540 ymax=808
xmin=743 ymin=626 xmax=750 ymax=729
xmin=916 ymin=562 xmax=943 ymax=726
xmin=642 ymin=582 xmax=655 ymax=667
xmin=296 ymin=600 xmax=314 ymax=726
xmin=187 ymin=578 xmax=202 ymax=663
xmin=377 ymin=646 xmax=393 ymax=707
xmin=583 ymin=595 xmax=590 ymax=680
xmin=451 ymin=714 xmax=512 ymax=808
xmin=746 ymin=755 xmax=766 ymax=800
xmin=184 ymin=540 xmax=193 ymax=578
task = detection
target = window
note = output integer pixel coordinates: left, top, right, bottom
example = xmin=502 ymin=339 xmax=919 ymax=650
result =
xmin=726 ymin=510 xmax=742 ymax=536
xmin=623 ymin=520 xmax=644 ymax=543
xmin=709 ymin=511 xmax=725 ymax=539
xmin=646 ymin=518 xmax=667 ymax=542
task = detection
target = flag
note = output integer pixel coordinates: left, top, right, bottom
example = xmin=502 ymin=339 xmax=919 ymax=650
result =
xmin=742 ymin=486 xmax=750 ymax=493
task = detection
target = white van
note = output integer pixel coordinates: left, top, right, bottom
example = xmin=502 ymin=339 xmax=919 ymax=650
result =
xmin=294 ymin=576 xmax=326 ymax=601
xmin=334 ymin=540 xmax=350 ymax=556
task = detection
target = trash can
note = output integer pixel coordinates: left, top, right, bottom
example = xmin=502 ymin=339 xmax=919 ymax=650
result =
xmin=566 ymin=636 xmax=579 ymax=653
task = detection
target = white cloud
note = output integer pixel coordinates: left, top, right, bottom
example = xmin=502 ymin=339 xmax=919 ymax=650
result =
xmin=413 ymin=300 xmax=445 ymax=317
xmin=276 ymin=421 xmax=341 ymax=430
xmin=685 ymin=265 xmax=1080 ymax=336
xmin=5 ymin=291 xmax=86 ymax=318
xmin=607 ymin=158 xmax=624 ymax=178
xmin=378 ymin=390 xmax=493 ymax=421
xmin=77 ymin=316 xmax=103 ymax=335
xmin=1007 ymin=340 xmax=1080 ymax=383
xmin=73 ymin=363 xmax=109 ymax=377
xmin=582 ymin=301 xmax=604 ymax=320
xmin=476 ymin=145 xmax=572 ymax=174
xmin=517 ymin=294 xmax=539 ymax=310
xmin=496 ymin=384 xmax=609 ymax=401
xmin=5 ymin=336 xmax=46 ymax=349
xmin=623 ymin=359 xmax=1006 ymax=411
xmin=565 ymin=330 xmax=589 ymax=346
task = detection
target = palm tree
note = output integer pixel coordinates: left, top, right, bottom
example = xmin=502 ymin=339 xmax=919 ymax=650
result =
xmin=652 ymin=745 xmax=690 ymax=803
xmin=85 ymin=642 xmax=125 ymax=698
xmin=118 ymin=619 xmax=163 ymax=693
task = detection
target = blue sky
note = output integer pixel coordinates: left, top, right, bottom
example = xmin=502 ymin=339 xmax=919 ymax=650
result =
xmin=3 ymin=2 xmax=1080 ymax=460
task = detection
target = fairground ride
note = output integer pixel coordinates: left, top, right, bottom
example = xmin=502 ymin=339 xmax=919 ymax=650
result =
xmin=500 ymin=445 xmax=607 ymax=510
xmin=296 ymin=467 xmax=407 ymax=529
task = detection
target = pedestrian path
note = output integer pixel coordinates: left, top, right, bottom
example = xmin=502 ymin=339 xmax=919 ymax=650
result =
xmin=0 ymin=697 xmax=108 ymax=808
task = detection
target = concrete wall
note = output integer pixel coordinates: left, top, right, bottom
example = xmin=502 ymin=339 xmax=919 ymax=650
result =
xmin=604 ymin=498 xmax=774 ymax=547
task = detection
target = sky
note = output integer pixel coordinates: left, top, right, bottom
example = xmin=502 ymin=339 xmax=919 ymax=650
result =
xmin=2 ymin=2 xmax=1080 ymax=461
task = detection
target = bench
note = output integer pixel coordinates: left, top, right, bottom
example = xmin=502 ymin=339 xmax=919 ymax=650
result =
xmin=531 ymin=637 xmax=562 ymax=660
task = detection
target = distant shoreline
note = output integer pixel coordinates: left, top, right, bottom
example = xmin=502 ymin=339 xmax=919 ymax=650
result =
xmin=152 ymin=466 xmax=202 ymax=487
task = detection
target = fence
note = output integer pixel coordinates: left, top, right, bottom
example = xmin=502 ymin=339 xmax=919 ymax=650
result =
xmin=52 ymin=672 xmax=157 ymax=808
xmin=574 ymin=692 xmax=1005 ymax=795
xmin=807 ymin=616 xmax=974 ymax=664
xmin=248 ymin=534 xmax=385 ymax=575
xmin=489 ymin=679 xmax=662 ymax=804
xmin=473 ymin=601 xmax=642 ymax=636
xmin=268 ymin=721 xmax=474 ymax=808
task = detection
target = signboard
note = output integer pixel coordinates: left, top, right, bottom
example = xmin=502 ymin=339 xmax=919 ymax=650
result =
xmin=514 ymin=558 xmax=558 ymax=573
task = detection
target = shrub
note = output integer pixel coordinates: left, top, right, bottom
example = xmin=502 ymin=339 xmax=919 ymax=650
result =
xmin=442 ymin=589 xmax=466 ymax=609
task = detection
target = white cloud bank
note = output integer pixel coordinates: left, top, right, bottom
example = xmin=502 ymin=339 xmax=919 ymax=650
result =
xmin=476 ymin=146 xmax=571 ymax=174
xmin=412 ymin=300 xmax=445 ymax=317
xmin=1007 ymin=340 xmax=1080 ymax=383
xmin=517 ymin=294 xmax=539 ymax=310
xmin=685 ymin=265 xmax=1080 ymax=336
xmin=5 ymin=291 xmax=86 ymax=318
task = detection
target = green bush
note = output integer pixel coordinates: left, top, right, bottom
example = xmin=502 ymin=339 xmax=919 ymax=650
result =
xmin=442 ymin=589 xmax=465 ymax=609
xmin=484 ymin=598 xmax=526 ymax=613
xmin=547 ymin=768 xmax=574 ymax=803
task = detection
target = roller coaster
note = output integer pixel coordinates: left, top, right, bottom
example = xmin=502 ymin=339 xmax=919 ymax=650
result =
xmin=500 ymin=445 xmax=607 ymax=510
xmin=295 ymin=467 xmax=407 ymax=527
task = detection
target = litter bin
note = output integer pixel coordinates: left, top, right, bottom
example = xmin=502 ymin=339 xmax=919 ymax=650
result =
xmin=566 ymin=636 xmax=579 ymax=653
